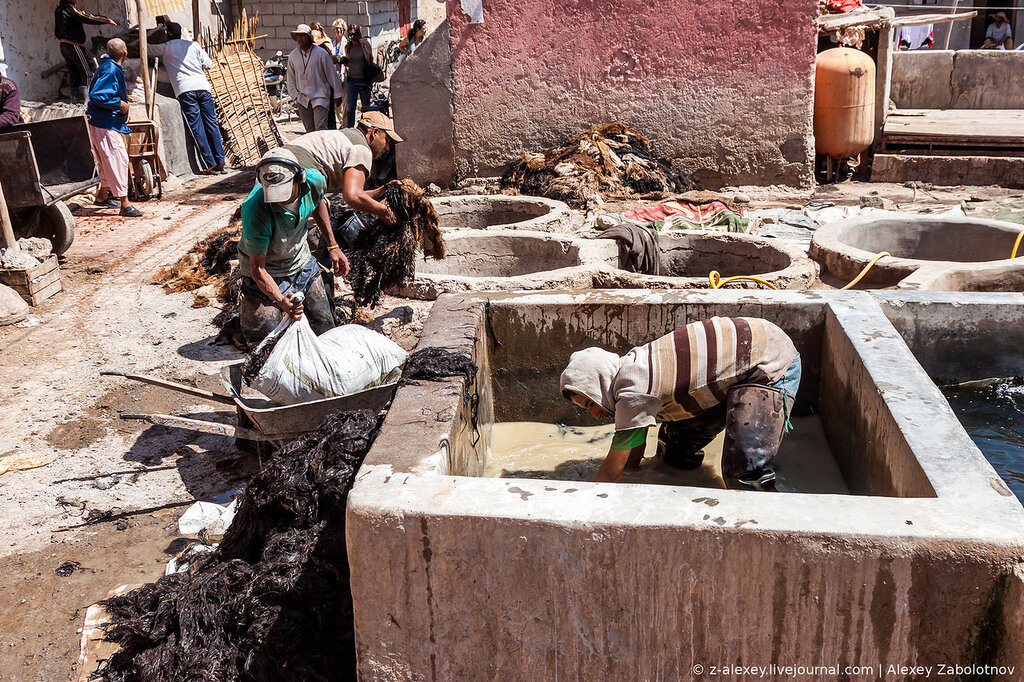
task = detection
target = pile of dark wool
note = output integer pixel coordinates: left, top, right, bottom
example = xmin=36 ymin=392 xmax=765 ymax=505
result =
xmin=500 ymin=122 xmax=701 ymax=208
xmin=96 ymin=410 xmax=382 ymax=682
xmin=343 ymin=180 xmax=445 ymax=309
xmin=239 ymin=321 xmax=286 ymax=383
xmin=402 ymin=347 xmax=477 ymax=384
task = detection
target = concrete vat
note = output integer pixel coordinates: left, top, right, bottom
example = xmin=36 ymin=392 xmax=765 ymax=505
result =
xmin=810 ymin=214 xmax=1024 ymax=289
xmin=347 ymin=290 xmax=1024 ymax=680
xmin=389 ymin=229 xmax=619 ymax=300
xmin=432 ymin=194 xmax=575 ymax=232
xmin=595 ymin=231 xmax=818 ymax=290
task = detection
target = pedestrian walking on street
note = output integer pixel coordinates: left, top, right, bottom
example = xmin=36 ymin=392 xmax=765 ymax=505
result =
xmin=86 ymin=38 xmax=143 ymax=217
xmin=342 ymin=24 xmax=374 ymax=128
xmin=147 ymin=22 xmax=227 ymax=173
xmin=286 ymin=24 xmax=344 ymax=133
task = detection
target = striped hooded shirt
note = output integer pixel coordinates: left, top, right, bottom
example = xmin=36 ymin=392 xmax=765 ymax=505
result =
xmin=560 ymin=317 xmax=795 ymax=431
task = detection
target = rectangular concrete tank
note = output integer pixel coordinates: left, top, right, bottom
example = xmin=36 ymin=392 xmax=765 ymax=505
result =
xmin=347 ymin=290 xmax=1024 ymax=680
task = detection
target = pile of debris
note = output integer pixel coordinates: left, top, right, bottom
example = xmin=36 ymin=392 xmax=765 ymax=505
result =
xmin=152 ymin=212 xmax=241 ymax=309
xmin=500 ymin=122 xmax=701 ymax=208
xmin=343 ymin=179 xmax=445 ymax=308
xmin=97 ymin=410 xmax=382 ymax=681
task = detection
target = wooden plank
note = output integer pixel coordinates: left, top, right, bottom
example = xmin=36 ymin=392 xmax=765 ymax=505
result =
xmin=890 ymin=11 xmax=976 ymax=28
xmin=884 ymin=110 xmax=1024 ymax=141
xmin=28 ymin=278 xmax=63 ymax=306
xmin=0 ymin=255 xmax=62 ymax=305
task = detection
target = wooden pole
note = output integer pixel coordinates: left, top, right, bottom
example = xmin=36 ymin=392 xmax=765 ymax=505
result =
xmin=944 ymin=0 xmax=961 ymax=49
xmin=0 ymin=178 xmax=17 ymax=252
xmin=134 ymin=0 xmax=154 ymax=115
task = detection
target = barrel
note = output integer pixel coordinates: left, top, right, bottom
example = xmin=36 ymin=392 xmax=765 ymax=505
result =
xmin=814 ymin=47 xmax=876 ymax=160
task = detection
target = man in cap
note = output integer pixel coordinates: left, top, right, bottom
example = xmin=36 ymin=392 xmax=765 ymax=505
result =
xmin=237 ymin=149 xmax=346 ymax=344
xmin=286 ymin=23 xmax=344 ymax=132
xmin=147 ymin=22 xmax=226 ymax=173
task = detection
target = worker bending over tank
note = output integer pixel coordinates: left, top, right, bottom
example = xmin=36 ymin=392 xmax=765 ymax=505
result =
xmin=560 ymin=317 xmax=801 ymax=490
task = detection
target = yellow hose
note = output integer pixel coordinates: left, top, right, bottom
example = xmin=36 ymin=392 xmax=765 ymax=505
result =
xmin=707 ymin=250 xmax=891 ymax=292
xmin=839 ymin=251 xmax=890 ymax=290
xmin=1012 ymin=231 xmax=1024 ymax=259
xmin=708 ymin=271 xmax=779 ymax=290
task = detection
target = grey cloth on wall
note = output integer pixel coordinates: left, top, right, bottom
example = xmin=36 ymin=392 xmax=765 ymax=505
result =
xmin=600 ymin=224 xmax=661 ymax=275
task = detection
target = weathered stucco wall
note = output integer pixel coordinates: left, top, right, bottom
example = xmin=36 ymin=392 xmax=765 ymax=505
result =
xmin=0 ymin=0 xmax=126 ymax=101
xmin=892 ymin=50 xmax=1024 ymax=110
xmin=445 ymin=0 xmax=817 ymax=188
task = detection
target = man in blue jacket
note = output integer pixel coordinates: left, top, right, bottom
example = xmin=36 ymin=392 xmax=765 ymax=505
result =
xmin=86 ymin=38 xmax=142 ymax=217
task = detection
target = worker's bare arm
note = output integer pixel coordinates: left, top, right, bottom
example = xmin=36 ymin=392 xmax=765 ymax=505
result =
xmin=594 ymin=444 xmax=646 ymax=483
xmin=341 ymin=167 xmax=397 ymax=224
xmin=250 ymin=254 xmax=302 ymax=319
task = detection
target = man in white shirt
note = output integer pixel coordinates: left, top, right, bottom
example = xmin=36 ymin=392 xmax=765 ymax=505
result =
xmin=984 ymin=12 xmax=1013 ymax=50
xmin=148 ymin=22 xmax=226 ymax=173
xmin=287 ymin=24 xmax=344 ymax=133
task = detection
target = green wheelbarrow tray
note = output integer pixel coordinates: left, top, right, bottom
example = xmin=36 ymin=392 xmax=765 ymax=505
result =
xmin=101 ymin=362 xmax=399 ymax=442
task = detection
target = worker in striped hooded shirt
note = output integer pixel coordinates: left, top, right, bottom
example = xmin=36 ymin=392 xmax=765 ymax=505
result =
xmin=559 ymin=317 xmax=801 ymax=491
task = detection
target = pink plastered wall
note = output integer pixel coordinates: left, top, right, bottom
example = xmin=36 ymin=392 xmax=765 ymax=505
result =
xmin=446 ymin=0 xmax=817 ymax=187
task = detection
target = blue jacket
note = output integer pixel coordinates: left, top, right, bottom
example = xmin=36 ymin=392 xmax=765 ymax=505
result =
xmin=86 ymin=56 xmax=130 ymax=134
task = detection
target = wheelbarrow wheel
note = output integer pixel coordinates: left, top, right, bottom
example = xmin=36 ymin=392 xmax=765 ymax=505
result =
xmin=38 ymin=202 xmax=76 ymax=256
xmin=135 ymin=161 xmax=155 ymax=201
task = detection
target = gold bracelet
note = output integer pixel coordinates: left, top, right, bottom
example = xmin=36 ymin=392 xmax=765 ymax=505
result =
xmin=327 ymin=244 xmax=339 ymax=251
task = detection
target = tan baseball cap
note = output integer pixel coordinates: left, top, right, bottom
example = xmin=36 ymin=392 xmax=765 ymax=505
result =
xmin=359 ymin=111 xmax=404 ymax=142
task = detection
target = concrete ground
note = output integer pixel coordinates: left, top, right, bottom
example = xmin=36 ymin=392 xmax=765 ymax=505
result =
xmin=0 ymin=145 xmax=1018 ymax=680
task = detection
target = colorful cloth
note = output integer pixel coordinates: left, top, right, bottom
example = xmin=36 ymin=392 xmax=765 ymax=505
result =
xmin=896 ymin=25 xmax=934 ymax=50
xmin=620 ymin=200 xmax=749 ymax=233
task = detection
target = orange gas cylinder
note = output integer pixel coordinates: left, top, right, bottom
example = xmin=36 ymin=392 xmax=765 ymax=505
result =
xmin=814 ymin=47 xmax=876 ymax=160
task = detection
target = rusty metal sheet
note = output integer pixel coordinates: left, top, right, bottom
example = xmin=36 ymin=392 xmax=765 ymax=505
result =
xmin=0 ymin=131 xmax=44 ymax=209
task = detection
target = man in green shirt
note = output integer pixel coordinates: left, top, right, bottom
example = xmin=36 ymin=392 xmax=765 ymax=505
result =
xmin=237 ymin=149 xmax=347 ymax=344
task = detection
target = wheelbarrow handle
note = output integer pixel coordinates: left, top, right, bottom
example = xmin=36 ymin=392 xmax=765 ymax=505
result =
xmin=101 ymin=370 xmax=237 ymax=406
xmin=120 ymin=413 xmax=268 ymax=442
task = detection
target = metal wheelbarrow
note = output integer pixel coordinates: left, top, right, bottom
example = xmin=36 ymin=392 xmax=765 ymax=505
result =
xmin=101 ymin=363 xmax=398 ymax=443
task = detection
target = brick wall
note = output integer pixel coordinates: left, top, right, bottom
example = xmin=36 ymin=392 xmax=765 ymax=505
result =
xmin=247 ymin=0 xmax=401 ymax=57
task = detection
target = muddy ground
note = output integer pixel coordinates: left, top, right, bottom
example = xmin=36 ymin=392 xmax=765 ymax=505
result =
xmin=0 ymin=149 xmax=1015 ymax=680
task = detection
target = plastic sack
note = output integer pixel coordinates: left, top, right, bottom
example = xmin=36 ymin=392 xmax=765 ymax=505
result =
xmin=250 ymin=316 xmax=408 ymax=406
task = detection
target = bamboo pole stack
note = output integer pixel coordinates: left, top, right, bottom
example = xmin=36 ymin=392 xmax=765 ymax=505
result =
xmin=202 ymin=11 xmax=281 ymax=167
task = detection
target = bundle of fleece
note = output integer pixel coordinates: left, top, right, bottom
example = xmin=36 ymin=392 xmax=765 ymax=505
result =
xmin=96 ymin=410 xmax=382 ymax=682
xmin=342 ymin=179 xmax=445 ymax=308
xmin=500 ymin=122 xmax=700 ymax=208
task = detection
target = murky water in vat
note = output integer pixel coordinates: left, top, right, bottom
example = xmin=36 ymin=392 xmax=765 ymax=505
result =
xmin=940 ymin=378 xmax=1024 ymax=503
xmin=484 ymin=416 xmax=849 ymax=493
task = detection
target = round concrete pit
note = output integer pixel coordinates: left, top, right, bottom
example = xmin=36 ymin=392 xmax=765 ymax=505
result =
xmin=432 ymin=195 xmax=574 ymax=232
xmin=811 ymin=215 xmax=1024 ymax=289
xmin=391 ymin=229 xmax=618 ymax=300
xmin=594 ymin=232 xmax=818 ymax=290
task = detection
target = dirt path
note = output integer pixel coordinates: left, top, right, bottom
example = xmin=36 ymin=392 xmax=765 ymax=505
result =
xmin=0 ymin=175 xmax=254 ymax=680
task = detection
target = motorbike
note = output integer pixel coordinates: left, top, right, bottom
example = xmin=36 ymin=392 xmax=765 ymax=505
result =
xmin=264 ymin=51 xmax=289 ymax=113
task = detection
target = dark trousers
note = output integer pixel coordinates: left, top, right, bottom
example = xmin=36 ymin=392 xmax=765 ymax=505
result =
xmin=60 ymin=42 xmax=91 ymax=88
xmin=178 ymin=90 xmax=225 ymax=168
xmin=659 ymin=404 xmax=728 ymax=466
xmin=345 ymin=78 xmax=371 ymax=128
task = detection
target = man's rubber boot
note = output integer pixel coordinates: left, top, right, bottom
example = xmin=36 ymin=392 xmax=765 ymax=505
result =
xmin=722 ymin=383 xmax=790 ymax=487
xmin=733 ymin=467 xmax=778 ymax=492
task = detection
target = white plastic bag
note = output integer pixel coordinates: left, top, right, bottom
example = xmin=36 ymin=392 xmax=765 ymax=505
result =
xmin=250 ymin=317 xmax=408 ymax=406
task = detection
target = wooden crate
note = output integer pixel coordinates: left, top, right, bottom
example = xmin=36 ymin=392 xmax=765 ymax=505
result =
xmin=0 ymin=255 xmax=62 ymax=306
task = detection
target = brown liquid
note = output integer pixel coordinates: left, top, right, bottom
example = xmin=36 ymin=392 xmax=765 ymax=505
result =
xmin=484 ymin=416 xmax=849 ymax=494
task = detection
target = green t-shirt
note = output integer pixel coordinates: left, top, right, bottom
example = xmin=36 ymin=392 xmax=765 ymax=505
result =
xmin=238 ymin=169 xmax=327 ymax=278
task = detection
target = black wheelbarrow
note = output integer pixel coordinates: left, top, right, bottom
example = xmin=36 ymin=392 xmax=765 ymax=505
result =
xmin=101 ymin=363 xmax=398 ymax=443
xmin=0 ymin=116 xmax=99 ymax=255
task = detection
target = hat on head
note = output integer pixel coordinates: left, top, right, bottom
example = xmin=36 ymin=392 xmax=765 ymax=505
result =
xmin=993 ymin=11 xmax=1009 ymax=21
xmin=257 ymin=148 xmax=302 ymax=203
xmin=359 ymin=111 xmax=403 ymax=142
xmin=290 ymin=24 xmax=313 ymax=38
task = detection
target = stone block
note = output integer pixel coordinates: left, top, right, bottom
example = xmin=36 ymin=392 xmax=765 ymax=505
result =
xmin=890 ymin=50 xmax=954 ymax=110
xmin=262 ymin=13 xmax=284 ymax=26
xmin=950 ymin=50 xmax=1024 ymax=109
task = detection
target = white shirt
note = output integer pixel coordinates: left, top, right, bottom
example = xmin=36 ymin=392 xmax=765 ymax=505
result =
xmin=987 ymin=22 xmax=1012 ymax=42
xmin=287 ymin=46 xmax=344 ymax=109
xmin=147 ymin=39 xmax=213 ymax=97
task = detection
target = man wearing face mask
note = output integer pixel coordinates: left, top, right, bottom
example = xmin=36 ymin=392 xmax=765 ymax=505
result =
xmin=237 ymin=149 xmax=343 ymax=344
